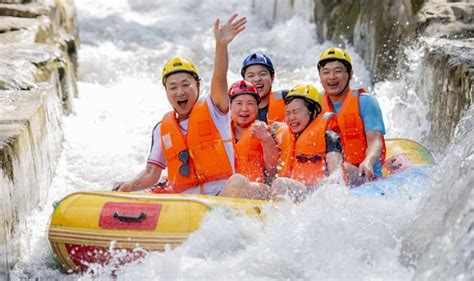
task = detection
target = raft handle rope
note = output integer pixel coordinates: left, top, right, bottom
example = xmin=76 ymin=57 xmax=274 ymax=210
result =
xmin=113 ymin=211 xmax=147 ymax=222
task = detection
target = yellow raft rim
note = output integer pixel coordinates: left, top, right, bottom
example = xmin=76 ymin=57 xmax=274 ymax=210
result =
xmin=48 ymin=192 xmax=267 ymax=272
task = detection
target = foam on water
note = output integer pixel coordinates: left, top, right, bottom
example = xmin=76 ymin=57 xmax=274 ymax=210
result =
xmin=76 ymin=188 xmax=419 ymax=280
xmin=10 ymin=0 xmax=472 ymax=279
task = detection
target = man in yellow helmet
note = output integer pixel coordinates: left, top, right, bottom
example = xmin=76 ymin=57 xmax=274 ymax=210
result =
xmin=317 ymin=47 xmax=386 ymax=186
xmin=270 ymin=84 xmax=344 ymax=201
xmin=113 ymin=14 xmax=247 ymax=195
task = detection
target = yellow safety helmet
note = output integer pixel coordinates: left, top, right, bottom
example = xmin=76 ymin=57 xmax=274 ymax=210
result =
xmin=162 ymin=57 xmax=199 ymax=85
xmin=317 ymin=47 xmax=352 ymax=70
xmin=285 ymin=84 xmax=322 ymax=116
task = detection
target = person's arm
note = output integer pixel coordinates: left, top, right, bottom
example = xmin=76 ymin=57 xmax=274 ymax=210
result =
xmin=325 ymin=129 xmax=343 ymax=177
xmin=113 ymin=164 xmax=163 ymax=192
xmin=326 ymin=151 xmax=343 ymax=176
xmin=250 ymin=120 xmax=278 ymax=179
xmin=113 ymin=122 xmax=165 ymax=192
xmin=211 ymin=13 xmax=247 ymax=113
xmin=358 ymin=130 xmax=383 ymax=179
xmin=358 ymin=94 xmax=385 ymax=179
xmin=273 ymin=125 xmax=286 ymax=174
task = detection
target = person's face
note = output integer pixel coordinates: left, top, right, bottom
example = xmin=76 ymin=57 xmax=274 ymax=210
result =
xmin=243 ymin=65 xmax=273 ymax=100
xmin=285 ymin=99 xmax=311 ymax=134
xmin=319 ymin=60 xmax=351 ymax=96
xmin=230 ymin=94 xmax=258 ymax=127
xmin=165 ymin=72 xmax=199 ymax=118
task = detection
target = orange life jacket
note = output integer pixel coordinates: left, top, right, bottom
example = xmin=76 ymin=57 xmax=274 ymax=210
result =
xmin=160 ymin=100 xmax=233 ymax=193
xmin=276 ymin=112 xmax=338 ymax=186
xmin=232 ymin=122 xmax=265 ymax=183
xmin=321 ymin=89 xmax=386 ymax=166
xmin=266 ymin=90 xmax=286 ymax=125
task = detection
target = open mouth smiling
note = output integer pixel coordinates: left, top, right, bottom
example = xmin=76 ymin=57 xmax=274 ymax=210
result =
xmin=289 ymin=121 xmax=300 ymax=130
xmin=255 ymin=84 xmax=265 ymax=93
xmin=177 ymin=99 xmax=188 ymax=108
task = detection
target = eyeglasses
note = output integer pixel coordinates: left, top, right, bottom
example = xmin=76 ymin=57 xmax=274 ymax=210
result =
xmin=178 ymin=149 xmax=190 ymax=176
xmin=295 ymin=154 xmax=322 ymax=163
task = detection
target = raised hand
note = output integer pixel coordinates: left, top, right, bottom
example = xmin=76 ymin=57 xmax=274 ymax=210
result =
xmin=214 ymin=13 xmax=247 ymax=46
xmin=211 ymin=13 xmax=247 ymax=113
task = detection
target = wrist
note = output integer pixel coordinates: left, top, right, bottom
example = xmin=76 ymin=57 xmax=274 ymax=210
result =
xmin=123 ymin=182 xmax=136 ymax=192
xmin=362 ymin=159 xmax=375 ymax=169
xmin=215 ymin=41 xmax=228 ymax=48
xmin=261 ymin=133 xmax=274 ymax=143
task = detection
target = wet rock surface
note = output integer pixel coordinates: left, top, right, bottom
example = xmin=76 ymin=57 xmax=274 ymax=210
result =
xmin=0 ymin=0 xmax=78 ymax=277
xmin=424 ymin=39 xmax=473 ymax=153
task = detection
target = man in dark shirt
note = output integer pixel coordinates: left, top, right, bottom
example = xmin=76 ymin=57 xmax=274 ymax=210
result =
xmin=241 ymin=54 xmax=287 ymax=124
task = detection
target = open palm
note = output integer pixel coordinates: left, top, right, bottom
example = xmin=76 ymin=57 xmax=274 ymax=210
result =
xmin=214 ymin=13 xmax=247 ymax=45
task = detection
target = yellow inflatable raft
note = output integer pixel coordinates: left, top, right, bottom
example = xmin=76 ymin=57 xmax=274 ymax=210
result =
xmin=48 ymin=138 xmax=435 ymax=272
xmin=48 ymin=193 xmax=265 ymax=272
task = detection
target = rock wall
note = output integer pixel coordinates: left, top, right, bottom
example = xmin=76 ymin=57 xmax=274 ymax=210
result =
xmin=0 ymin=0 xmax=78 ymax=277
xmin=311 ymin=0 xmax=423 ymax=82
xmin=415 ymin=1 xmax=473 ymax=154
xmin=421 ymin=39 xmax=473 ymax=154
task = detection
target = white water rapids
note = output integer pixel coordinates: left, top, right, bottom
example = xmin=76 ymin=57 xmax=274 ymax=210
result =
xmin=11 ymin=0 xmax=473 ymax=280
